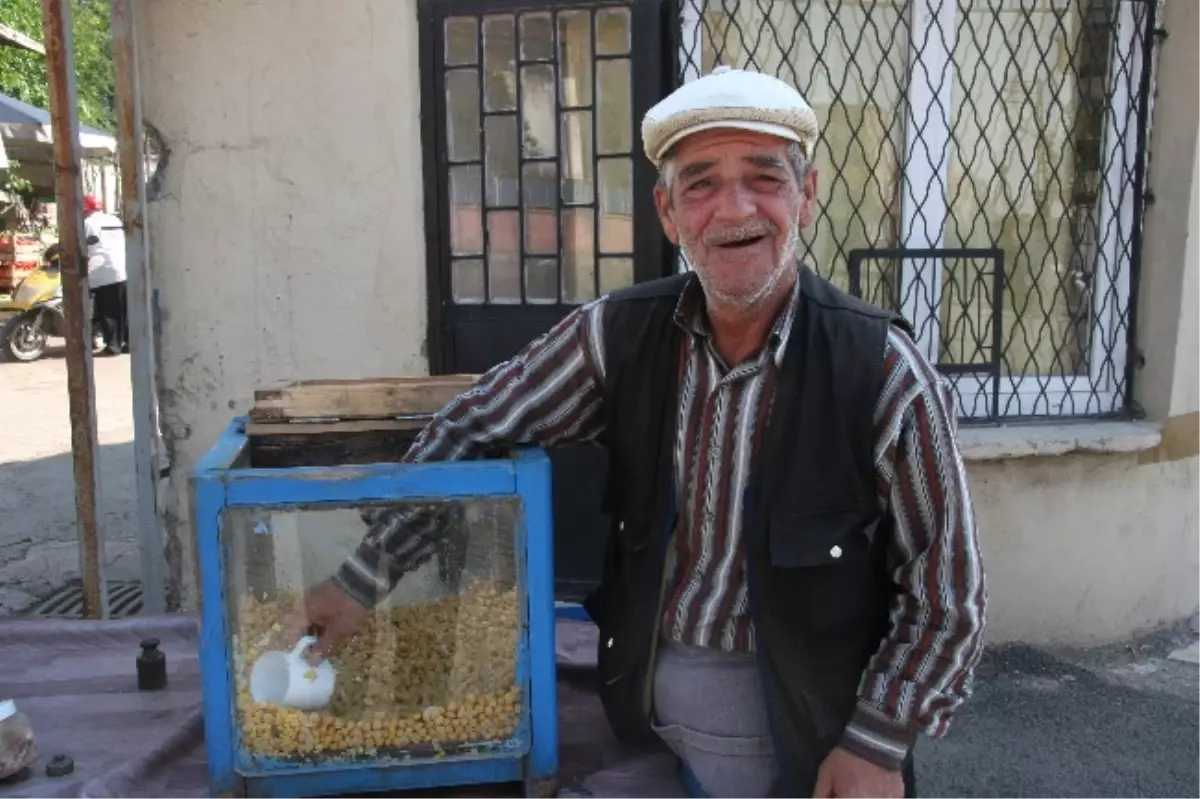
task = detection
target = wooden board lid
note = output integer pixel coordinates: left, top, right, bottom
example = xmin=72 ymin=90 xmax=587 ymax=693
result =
xmin=249 ymin=375 xmax=480 ymax=424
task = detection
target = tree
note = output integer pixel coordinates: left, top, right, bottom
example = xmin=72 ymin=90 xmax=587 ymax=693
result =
xmin=0 ymin=0 xmax=114 ymax=132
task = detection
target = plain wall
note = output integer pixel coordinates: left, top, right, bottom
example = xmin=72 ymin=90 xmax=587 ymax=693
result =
xmin=136 ymin=0 xmax=431 ymax=600
xmin=967 ymin=453 xmax=1198 ymax=645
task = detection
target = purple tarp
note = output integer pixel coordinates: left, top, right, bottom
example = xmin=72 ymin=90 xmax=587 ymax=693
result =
xmin=0 ymin=615 xmax=684 ymax=798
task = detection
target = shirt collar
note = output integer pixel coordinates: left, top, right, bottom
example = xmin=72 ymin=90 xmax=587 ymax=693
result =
xmin=672 ymin=269 xmax=802 ymax=368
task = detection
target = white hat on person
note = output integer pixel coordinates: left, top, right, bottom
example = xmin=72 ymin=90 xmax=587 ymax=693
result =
xmin=641 ymin=66 xmax=820 ymax=167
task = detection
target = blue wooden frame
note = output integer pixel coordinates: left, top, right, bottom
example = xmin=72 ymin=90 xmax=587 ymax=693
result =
xmin=191 ymin=418 xmax=558 ymax=797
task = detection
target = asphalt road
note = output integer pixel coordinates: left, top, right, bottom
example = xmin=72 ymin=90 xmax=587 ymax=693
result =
xmin=917 ymin=627 xmax=1198 ymax=797
xmin=0 ymin=344 xmax=139 ymax=614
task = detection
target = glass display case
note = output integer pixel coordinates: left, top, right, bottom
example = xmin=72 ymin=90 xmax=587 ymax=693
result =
xmin=191 ymin=417 xmax=557 ymax=798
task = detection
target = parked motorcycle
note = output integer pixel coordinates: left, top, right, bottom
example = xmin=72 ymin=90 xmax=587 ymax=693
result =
xmin=0 ymin=244 xmax=96 ymax=362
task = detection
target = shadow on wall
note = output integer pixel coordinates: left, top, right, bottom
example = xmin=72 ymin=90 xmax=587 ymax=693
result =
xmin=0 ymin=440 xmax=141 ymax=615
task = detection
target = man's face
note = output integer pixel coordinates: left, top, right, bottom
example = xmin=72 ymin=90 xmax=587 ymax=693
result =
xmin=654 ymin=129 xmax=818 ymax=309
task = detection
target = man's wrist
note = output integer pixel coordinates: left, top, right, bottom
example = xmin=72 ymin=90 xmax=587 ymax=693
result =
xmin=839 ymin=705 xmax=917 ymax=772
xmin=333 ymin=551 xmax=382 ymax=610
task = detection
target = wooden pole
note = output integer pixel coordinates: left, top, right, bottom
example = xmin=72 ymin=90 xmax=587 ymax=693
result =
xmin=40 ymin=0 xmax=108 ymax=619
xmin=110 ymin=0 xmax=165 ymax=614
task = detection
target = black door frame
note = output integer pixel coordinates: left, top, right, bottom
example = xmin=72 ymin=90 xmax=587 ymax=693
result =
xmin=418 ymin=0 xmax=676 ymax=375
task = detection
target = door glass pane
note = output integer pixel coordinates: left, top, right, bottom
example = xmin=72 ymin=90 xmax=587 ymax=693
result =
xmin=562 ymin=208 xmax=595 ymax=303
xmin=483 ymin=16 xmax=517 ymax=112
xmin=560 ymin=111 xmax=593 ymax=204
xmin=521 ymin=65 xmax=557 ymax=158
xmin=599 ymin=257 xmax=634 ymax=295
xmin=520 ymin=13 xmax=554 ymax=61
xmin=485 ymin=115 xmax=518 ymax=207
xmin=525 ymin=258 xmax=558 ymax=304
xmin=598 ymin=158 xmax=632 ymax=254
xmin=523 ymin=162 xmax=557 ymax=255
xmin=693 ymin=2 xmax=907 ymax=291
xmin=945 ymin=0 xmax=1094 ymax=376
xmin=596 ymin=7 xmax=630 ymax=55
xmin=558 ymin=10 xmax=592 ymax=108
xmin=452 ymin=259 xmax=485 ymax=304
xmin=488 ymin=211 xmax=520 ymax=303
xmin=445 ymin=17 xmax=478 ymax=66
xmin=450 ymin=165 xmax=483 ymax=256
xmin=446 ymin=70 xmax=480 ymax=163
xmin=596 ymin=59 xmax=632 ymax=155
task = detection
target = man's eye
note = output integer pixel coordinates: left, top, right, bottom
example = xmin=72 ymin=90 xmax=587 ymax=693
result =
xmin=686 ymin=178 xmax=713 ymax=192
xmin=754 ymin=174 xmax=782 ymax=185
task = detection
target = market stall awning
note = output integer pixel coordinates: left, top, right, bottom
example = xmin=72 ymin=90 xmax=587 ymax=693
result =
xmin=0 ymin=92 xmax=116 ymax=158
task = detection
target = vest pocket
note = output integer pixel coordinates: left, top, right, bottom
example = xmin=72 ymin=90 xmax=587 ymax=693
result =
xmin=765 ymin=508 xmax=882 ymax=632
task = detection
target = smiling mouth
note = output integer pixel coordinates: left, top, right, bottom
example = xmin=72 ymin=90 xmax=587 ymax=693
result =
xmin=718 ymin=235 xmax=767 ymax=249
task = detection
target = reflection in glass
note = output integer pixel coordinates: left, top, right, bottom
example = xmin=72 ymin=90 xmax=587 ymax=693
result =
xmin=595 ymin=7 xmax=630 ymax=55
xmin=488 ymin=211 xmax=521 ymax=303
xmin=483 ymin=16 xmax=516 ymax=112
xmin=444 ymin=17 xmax=478 ymax=65
xmin=560 ymin=111 xmax=593 ymax=205
xmin=449 ymin=165 xmax=483 ymax=256
xmin=562 ymin=208 xmax=596 ymax=303
xmin=599 ymin=257 xmax=635 ymax=295
xmin=598 ymin=158 xmax=633 ymax=254
xmin=523 ymin=162 xmax=557 ymax=255
xmin=525 ymin=258 xmax=557 ymax=304
xmin=445 ymin=70 xmax=480 ymax=163
xmin=485 ymin=116 xmax=518 ymax=207
xmin=223 ymin=500 xmax=522 ymax=761
xmin=596 ymin=59 xmax=632 ymax=155
xmin=520 ymin=13 xmax=554 ymax=61
xmin=521 ymin=65 xmax=556 ymax=159
xmin=452 ymin=259 xmax=486 ymax=303
xmin=558 ymin=11 xmax=592 ymax=108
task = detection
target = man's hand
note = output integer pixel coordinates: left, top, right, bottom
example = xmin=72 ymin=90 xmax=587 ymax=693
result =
xmin=813 ymin=747 xmax=903 ymax=798
xmin=282 ymin=579 xmax=370 ymax=664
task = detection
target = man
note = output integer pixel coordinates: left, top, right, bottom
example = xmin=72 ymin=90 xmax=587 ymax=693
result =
xmin=83 ymin=194 xmax=128 ymax=355
xmin=292 ymin=67 xmax=986 ymax=798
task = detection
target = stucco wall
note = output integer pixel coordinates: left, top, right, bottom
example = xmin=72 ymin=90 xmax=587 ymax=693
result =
xmin=136 ymin=0 xmax=430 ymax=602
xmin=968 ymin=452 xmax=1198 ymax=645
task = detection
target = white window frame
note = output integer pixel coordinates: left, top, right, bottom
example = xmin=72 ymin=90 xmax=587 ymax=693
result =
xmin=678 ymin=0 xmax=1147 ymax=419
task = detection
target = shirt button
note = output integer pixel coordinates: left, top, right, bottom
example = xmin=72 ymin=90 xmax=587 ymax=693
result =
xmin=607 ymin=638 xmax=615 ymax=648
xmin=830 ymin=545 xmax=843 ymax=559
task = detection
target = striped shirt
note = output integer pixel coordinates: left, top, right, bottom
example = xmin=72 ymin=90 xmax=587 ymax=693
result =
xmin=335 ymin=274 xmax=986 ymax=769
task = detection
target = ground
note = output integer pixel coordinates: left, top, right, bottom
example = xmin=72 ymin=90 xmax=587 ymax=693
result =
xmin=918 ymin=622 xmax=1199 ymax=797
xmin=0 ymin=341 xmax=139 ymax=614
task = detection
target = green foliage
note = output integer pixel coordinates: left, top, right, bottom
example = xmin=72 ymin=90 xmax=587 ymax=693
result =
xmin=0 ymin=0 xmax=114 ymax=132
xmin=3 ymin=159 xmax=33 ymax=199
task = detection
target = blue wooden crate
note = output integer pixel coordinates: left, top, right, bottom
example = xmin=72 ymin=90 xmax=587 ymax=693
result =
xmin=191 ymin=417 xmax=558 ymax=798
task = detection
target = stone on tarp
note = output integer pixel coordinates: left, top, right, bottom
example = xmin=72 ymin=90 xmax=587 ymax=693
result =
xmin=0 ymin=700 xmax=37 ymax=781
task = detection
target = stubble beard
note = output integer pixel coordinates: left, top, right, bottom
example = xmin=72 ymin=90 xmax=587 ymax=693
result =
xmin=681 ymin=220 xmax=802 ymax=311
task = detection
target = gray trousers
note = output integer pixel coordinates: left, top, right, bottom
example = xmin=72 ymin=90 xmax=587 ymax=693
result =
xmin=578 ymin=643 xmax=782 ymax=796
xmin=650 ymin=639 xmax=777 ymax=798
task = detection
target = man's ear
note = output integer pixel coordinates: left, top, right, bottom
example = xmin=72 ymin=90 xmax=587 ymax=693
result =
xmin=654 ymin=184 xmax=679 ymax=245
xmin=797 ymin=167 xmax=819 ymax=229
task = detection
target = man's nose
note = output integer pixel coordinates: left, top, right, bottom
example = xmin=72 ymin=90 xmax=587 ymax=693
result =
xmin=711 ymin=182 xmax=756 ymax=222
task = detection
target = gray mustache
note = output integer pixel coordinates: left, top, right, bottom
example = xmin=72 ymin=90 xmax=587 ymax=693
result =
xmin=702 ymin=220 xmax=779 ymax=246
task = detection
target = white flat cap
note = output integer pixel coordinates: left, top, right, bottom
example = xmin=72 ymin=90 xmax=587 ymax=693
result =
xmin=641 ymin=66 xmax=819 ymax=166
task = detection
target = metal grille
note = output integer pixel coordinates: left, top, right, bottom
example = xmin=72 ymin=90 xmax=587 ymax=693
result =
xmin=673 ymin=0 xmax=1159 ymax=422
xmin=26 ymin=580 xmax=144 ymax=618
